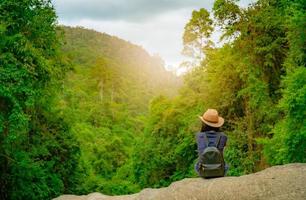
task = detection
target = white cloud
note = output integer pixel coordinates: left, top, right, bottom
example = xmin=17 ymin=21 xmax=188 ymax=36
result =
xmin=59 ymin=8 xmax=199 ymax=70
xmin=53 ymin=0 xmax=213 ymax=22
xmin=55 ymin=0 xmax=256 ymax=71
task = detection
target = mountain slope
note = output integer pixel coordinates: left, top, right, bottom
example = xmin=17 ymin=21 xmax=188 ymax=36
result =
xmin=56 ymin=26 xmax=181 ymax=194
xmin=62 ymin=26 xmax=181 ymax=101
xmin=54 ymin=163 xmax=306 ymax=200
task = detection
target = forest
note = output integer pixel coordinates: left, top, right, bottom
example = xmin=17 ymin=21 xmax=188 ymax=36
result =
xmin=0 ymin=0 xmax=305 ymax=199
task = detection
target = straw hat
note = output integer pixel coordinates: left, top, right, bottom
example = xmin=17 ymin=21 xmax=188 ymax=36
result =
xmin=199 ymin=109 xmax=224 ymax=128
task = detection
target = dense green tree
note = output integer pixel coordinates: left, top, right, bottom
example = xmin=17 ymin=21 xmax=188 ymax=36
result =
xmin=262 ymin=0 xmax=306 ymax=165
xmin=182 ymin=8 xmax=214 ymax=66
xmin=0 ymin=0 xmax=79 ymax=199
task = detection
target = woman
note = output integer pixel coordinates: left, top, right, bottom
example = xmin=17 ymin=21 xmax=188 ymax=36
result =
xmin=195 ymin=109 xmax=228 ymax=178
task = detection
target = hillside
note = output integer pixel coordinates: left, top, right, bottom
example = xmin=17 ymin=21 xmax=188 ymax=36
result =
xmin=55 ymin=26 xmax=182 ymax=194
xmin=54 ymin=163 xmax=306 ymax=200
xmin=61 ymin=26 xmax=181 ymax=101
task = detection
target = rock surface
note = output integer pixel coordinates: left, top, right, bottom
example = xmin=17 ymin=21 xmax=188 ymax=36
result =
xmin=54 ymin=163 xmax=306 ymax=200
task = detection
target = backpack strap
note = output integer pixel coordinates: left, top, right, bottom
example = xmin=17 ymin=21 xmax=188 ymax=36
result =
xmin=203 ymin=132 xmax=209 ymax=147
xmin=215 ymin=134 xmax=221 ymax=148
xmin=204 ymin=131 xmax=221 ymax=148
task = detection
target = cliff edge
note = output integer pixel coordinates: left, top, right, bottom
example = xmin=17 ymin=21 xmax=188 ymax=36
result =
xmin=54 ymin=163 xmax=306 ymax=200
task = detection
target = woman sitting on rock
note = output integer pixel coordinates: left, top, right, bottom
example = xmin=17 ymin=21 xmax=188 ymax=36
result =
xmin=195 ymin=109 xmax=228 ymax=178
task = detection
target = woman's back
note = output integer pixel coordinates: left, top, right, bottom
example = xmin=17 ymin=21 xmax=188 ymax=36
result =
xmin=195 ymin=109 xmax=228 ymax=178
xmin=196 ymin=131 xmax=227 ymax=156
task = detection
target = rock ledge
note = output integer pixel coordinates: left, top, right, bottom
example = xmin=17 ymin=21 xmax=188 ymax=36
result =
xmin=54 ymin=163 xmax=306 ymax=200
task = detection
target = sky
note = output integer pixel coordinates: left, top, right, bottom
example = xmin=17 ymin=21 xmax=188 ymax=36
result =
xmin=53 ymin=0 xmax=255 ymax=71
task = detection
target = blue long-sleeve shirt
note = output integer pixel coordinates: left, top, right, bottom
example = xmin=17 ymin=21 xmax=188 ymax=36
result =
xmin=196 ymin=131 xmax=227 ymax=156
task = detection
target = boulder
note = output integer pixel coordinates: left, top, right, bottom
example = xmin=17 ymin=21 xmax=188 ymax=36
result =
xmin=54 ymin=163 xmax=306 ymax=200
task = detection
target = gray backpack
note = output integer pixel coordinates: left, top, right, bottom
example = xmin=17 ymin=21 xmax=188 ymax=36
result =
xmin=199 ymin=133 xmax=225 ymax=178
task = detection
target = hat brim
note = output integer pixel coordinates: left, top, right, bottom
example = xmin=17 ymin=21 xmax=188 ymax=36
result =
xmin=199 ymin=116 xmax=224 ymax=128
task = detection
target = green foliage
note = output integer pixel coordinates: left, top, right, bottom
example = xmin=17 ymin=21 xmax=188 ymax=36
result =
xmin=56 ymin=26 xmax=181 ymax=195
xmin=183 ymin=8 xmax=214 ymax=61
xmin=261 ymin=0 xmax=306 ymax=165
xmin=0 ymin=1 xmax=79 ymax=199
xmin=130 ymin=95 xmax=198 ymax=188
xmin=263 ymin=66 xmax=306 ymax=164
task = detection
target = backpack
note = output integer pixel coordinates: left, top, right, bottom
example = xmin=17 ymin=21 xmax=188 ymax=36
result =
xmin=198 ymin=132 xmax=225 ymax=178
